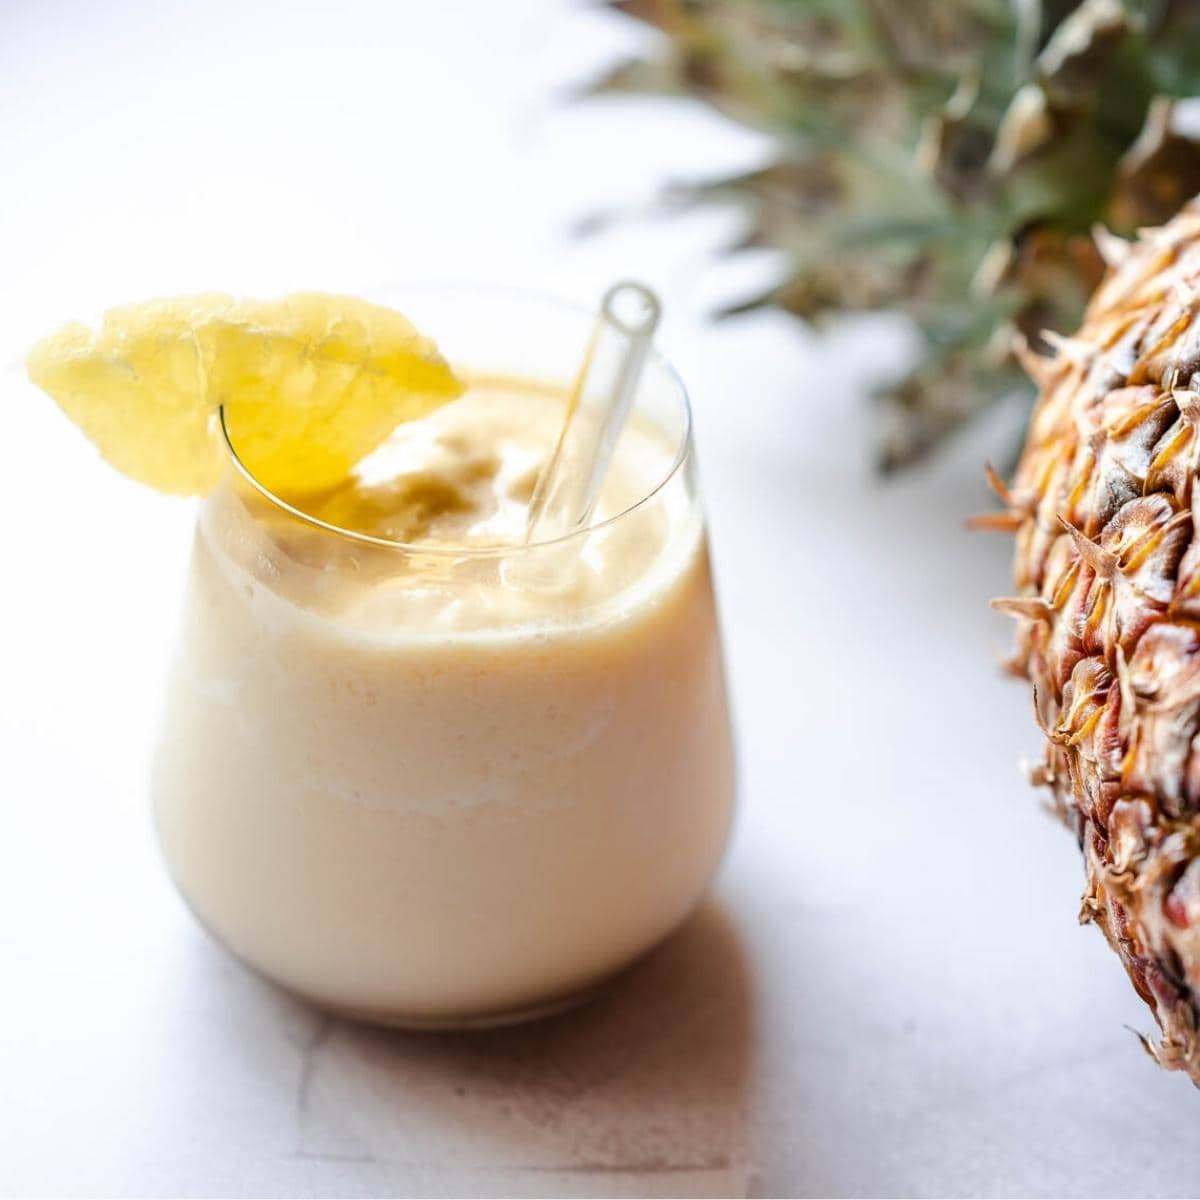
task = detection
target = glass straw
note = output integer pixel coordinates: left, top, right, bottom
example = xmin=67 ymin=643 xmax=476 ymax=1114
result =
xmin=524 ymin=281 xmax=661 ymax=545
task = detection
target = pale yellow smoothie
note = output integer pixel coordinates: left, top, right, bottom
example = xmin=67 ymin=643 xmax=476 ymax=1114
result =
xmin=152 ymin=377 xmax=735 ymax=1025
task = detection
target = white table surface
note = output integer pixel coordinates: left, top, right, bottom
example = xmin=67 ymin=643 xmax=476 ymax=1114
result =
xmin=3 ymin=3 xmax=1199 ymax=1197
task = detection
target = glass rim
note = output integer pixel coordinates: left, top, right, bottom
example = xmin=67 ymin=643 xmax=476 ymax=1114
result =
xmin=217 ymin=284 xmax=694 ymax=558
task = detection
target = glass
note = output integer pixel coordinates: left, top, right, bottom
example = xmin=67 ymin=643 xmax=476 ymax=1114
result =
xmin=151 ymin=287 xmax=736 ymax=1028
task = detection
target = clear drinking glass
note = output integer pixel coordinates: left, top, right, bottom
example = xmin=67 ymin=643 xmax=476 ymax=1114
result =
xmin=151 ymin=287 xmax=736 ymax=1028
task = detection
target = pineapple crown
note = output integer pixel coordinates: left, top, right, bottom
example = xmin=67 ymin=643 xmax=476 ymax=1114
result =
xmin=589 ymin=0 xmax=1200 ymax=467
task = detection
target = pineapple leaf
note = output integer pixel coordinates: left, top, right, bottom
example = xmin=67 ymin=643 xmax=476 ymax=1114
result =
xmin=587 ymin=0 xmax=1200 ymax=467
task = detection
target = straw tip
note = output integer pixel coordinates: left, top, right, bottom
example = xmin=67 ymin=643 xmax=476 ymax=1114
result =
xmin=602 ymin=281 xmax=661 ymax=337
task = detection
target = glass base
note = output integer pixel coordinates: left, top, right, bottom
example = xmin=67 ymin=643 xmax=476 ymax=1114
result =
xmin=303 ymin=980 xmax=609 ymax=1031
xmin=179 ymin=882 xmax=619 ymax=1032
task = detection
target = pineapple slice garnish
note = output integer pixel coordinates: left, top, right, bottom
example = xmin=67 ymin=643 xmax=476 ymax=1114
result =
xmin=26 ymin=292 xmax=465 ymax=496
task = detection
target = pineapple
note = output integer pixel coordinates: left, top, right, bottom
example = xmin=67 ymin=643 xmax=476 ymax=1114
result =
xmin=26 ymin=294 xmax=463 ymax=496
xmin=989 ymin=199 xmax=1200 ymax=1084
xmin=595 ymin=0 xmax=1200 ymax=467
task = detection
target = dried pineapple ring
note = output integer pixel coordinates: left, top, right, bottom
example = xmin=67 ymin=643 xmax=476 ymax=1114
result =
xmin=26 ymin=292 xmax=465 ymax=496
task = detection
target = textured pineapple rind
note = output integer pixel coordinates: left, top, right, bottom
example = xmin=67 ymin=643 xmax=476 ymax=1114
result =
xmin=1000 ymin=198 xmax=1200 ymax=1085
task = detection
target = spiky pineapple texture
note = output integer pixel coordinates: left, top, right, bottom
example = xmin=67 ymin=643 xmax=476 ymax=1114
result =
xmin=594 ymin=0 xmax=1200 ymax=467
xmin=990 ymin=199 xmax=1200 ymax=1085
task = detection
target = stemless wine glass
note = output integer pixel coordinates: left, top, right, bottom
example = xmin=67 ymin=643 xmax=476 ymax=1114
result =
xmin=151 ymin=287 xmax=736 ymax=1028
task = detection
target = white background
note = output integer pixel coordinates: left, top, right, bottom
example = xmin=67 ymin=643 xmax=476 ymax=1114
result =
xmin=2 ymin=2 xmax=1197 ymax=1197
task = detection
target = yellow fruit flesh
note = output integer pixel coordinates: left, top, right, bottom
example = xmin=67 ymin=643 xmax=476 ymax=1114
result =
xmin=26 ymin=293 xmax=465 ymax=496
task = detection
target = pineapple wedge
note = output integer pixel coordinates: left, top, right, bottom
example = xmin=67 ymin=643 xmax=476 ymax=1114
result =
xmin=27 ymin=292 xmax=465 ymax=495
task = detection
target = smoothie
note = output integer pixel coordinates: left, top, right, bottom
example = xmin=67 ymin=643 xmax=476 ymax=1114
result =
xmin=152 ymin=377 xmax=735 ymax=1024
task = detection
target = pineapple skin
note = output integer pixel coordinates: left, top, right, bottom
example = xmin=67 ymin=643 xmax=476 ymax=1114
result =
xmin=998 ymin=199 xmax=1200 ymax=1083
